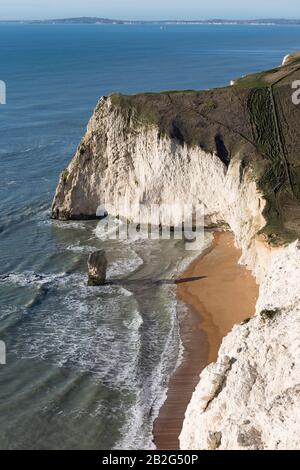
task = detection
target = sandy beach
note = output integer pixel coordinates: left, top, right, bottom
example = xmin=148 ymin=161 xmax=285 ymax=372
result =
xmin=153 ymin=231 xmax=259 ymax=450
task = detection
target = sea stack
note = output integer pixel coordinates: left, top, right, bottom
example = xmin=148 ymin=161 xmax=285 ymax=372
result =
xmin=87 ymin=250 xmax=108 ymax=286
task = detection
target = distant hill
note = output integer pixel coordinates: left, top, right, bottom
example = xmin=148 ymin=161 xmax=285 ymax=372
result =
xmin=2 ymin=17 xmax=300 ymax=25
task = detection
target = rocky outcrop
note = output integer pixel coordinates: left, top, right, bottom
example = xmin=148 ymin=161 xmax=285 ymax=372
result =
xmin=87 ymin=250 xmax=107 ymax=286
xmin=282 ymin=51 xmax=300 ymax=66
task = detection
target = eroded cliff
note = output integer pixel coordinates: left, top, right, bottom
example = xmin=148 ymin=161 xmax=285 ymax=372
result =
xmin=180 ymin=241 xmax=300 ymax=450
xmin=52 ymin=54 xmax=300 ymax=449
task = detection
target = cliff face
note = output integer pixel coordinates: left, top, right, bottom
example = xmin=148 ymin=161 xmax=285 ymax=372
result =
xmin=52 ymin=95 xmax=268 ymax=276
xmin=180 ymin=242 xmax=300 ymax=450
xmin=53 ymin=55 xmax=300 ymax=245
xmin=52 ymin=55 xmax=300 ymax=449
xmin=179 ymin=55 xmax=300 ymax=450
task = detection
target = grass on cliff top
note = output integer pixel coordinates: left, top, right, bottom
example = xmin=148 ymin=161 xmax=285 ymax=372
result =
xmin=136 ymin=89 xmax=198 ymax=95
xmin=233 ymin=71 xmax=270 ymax=89
xmin=110 ymin=92 xmax=159 ymax=126
xmin=109 ymin=57 xmax=300 ymax=246
xmin=247 ymin=85 xmax=300 ymax=245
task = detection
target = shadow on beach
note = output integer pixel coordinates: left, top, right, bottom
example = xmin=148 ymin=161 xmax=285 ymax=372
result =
xmin=106 ymin=276 xmax=207 ymax=287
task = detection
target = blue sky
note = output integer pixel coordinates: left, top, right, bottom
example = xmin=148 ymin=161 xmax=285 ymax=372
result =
xmin=1 ymin=0 xmax=300 ymax=21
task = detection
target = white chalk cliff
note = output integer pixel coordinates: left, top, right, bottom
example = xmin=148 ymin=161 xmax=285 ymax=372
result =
xmin=52 ymin=66 xmax=300 ymax=449
xmin=52 ymin=95 xmax=266 ymax=276
xmin=180 ymin=241 xmax=300 ymax=450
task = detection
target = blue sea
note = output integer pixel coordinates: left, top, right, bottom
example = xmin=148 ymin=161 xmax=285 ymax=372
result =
xmin=0 ymin=23 xmax=299 ymax=449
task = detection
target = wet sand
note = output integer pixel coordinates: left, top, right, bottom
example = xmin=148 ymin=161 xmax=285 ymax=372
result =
xmin=153 ymin=231 xmax=259 ymax=450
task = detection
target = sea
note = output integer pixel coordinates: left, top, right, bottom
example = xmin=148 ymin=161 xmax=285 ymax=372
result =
xmin=0 ymin=23 xmax=299 ymax=449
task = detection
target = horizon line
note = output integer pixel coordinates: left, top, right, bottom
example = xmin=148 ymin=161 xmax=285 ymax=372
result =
xmin=2 ymin=16 xmax=300 ymax=23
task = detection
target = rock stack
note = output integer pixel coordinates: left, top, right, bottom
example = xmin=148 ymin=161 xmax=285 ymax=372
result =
xmin=87 ymin=250 xmax=107 ymax=286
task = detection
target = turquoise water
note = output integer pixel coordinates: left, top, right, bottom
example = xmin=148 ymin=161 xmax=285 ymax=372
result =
xmin=0 ymin=23 xmax=299 ymax=449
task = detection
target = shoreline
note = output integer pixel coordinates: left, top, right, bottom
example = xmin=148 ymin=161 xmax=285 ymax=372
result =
xmin=153 ymin=231 xmax=259 ymax=450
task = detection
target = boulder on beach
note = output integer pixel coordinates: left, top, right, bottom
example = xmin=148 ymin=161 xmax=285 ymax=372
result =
xmin=87 ymin=250 xmax=107 ymax=286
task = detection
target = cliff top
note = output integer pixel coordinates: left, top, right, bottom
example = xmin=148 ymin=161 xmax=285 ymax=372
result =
xmin=109 ymin=54 xmax=300 ymax=245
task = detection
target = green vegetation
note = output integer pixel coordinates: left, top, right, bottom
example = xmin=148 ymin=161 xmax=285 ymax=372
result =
xmin=61 ymin=169 xmax=69 ymax=185
xmin=233 ymin=67 xmax=283 ymax=89
xmin=136 ymin=89 xmax=198 ymax=96
xmin=247 ymin=88 xmax=287 ymax=244
xmin=234 ymin=72 xmax=269 ymax=89
xmin=247 ymin=87 xmax=299 ymax=245
xmin=111 ymin=93 xmax=159 ymax=127
xmin=109 ymin=57 xmax=300 ymax=245
xmin=202 ymin=98 xmax=218 ymax=114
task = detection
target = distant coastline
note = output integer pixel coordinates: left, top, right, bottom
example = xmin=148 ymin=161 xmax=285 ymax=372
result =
xmin=2 ymin=17 xmax=300 ymax=25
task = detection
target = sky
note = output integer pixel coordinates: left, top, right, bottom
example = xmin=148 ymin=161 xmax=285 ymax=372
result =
xmin=1 ymin=0 xmax=300 ymax=21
